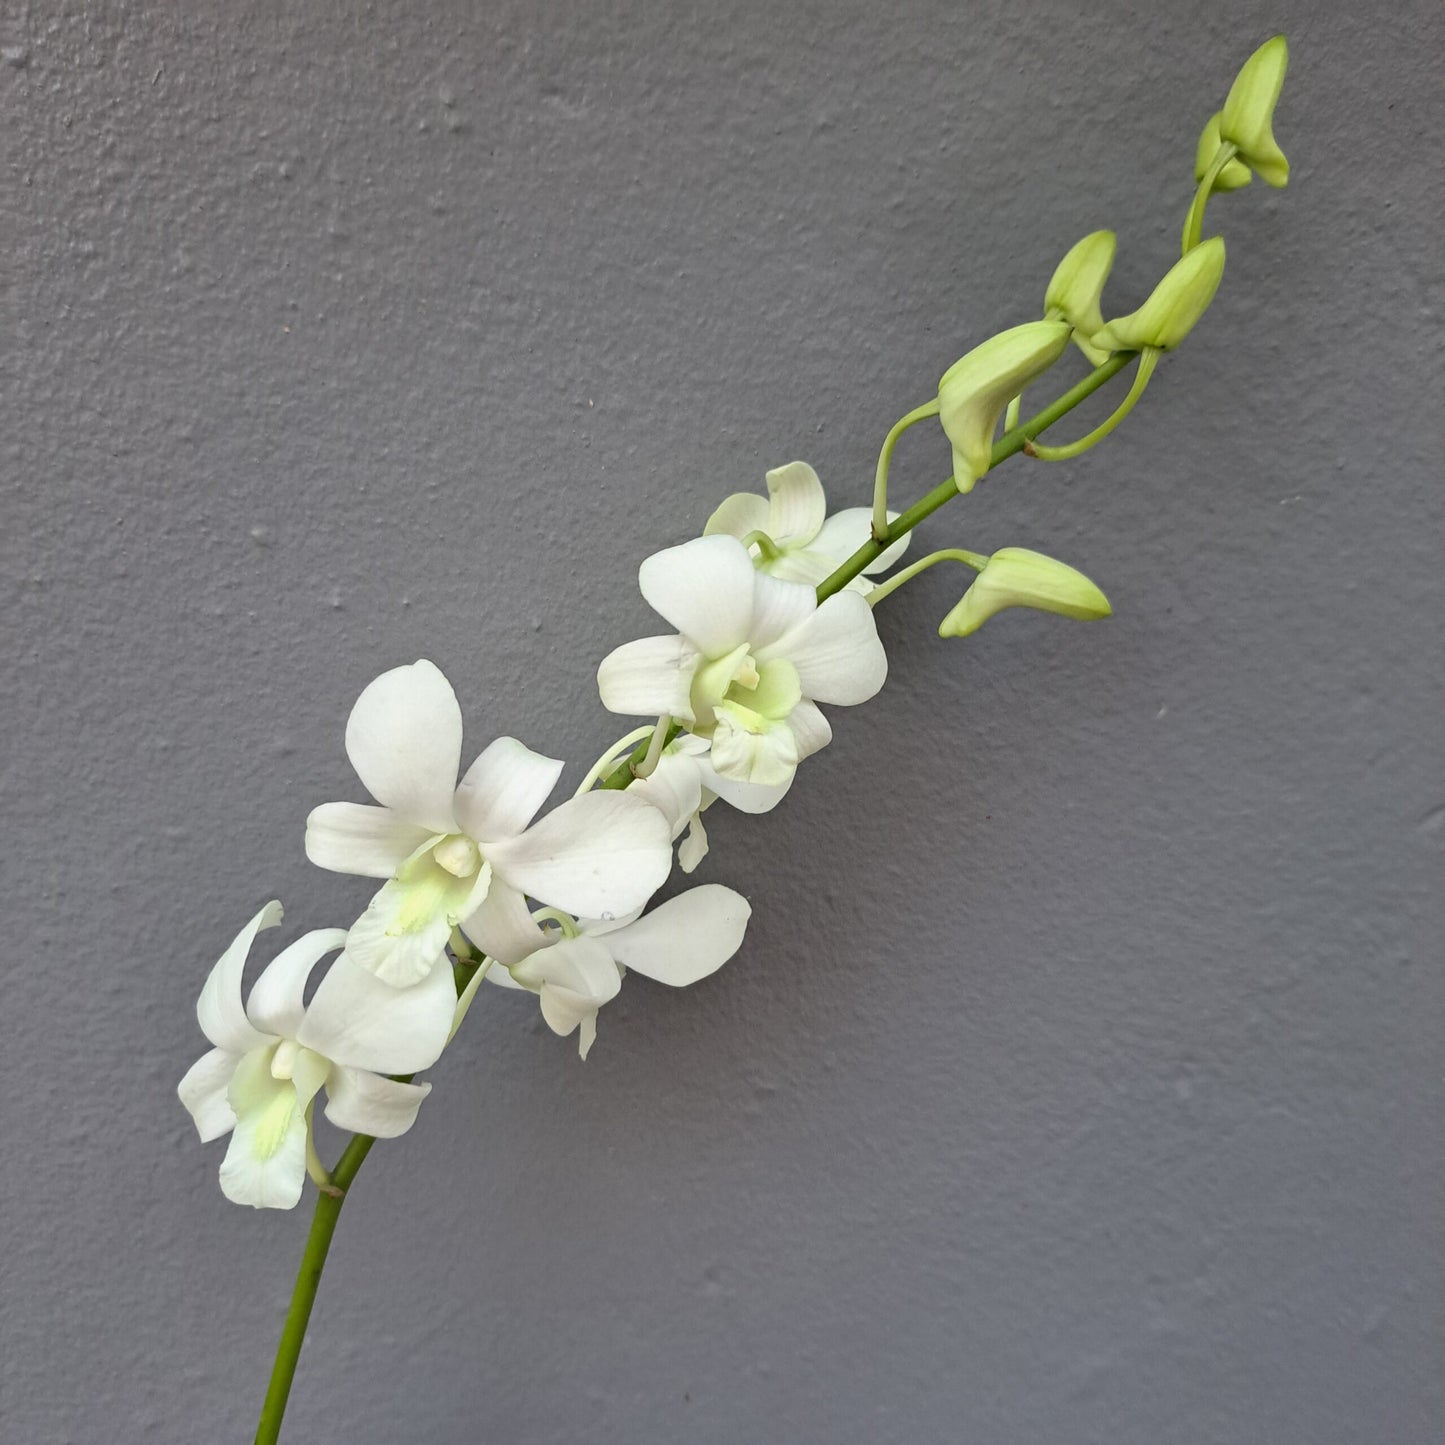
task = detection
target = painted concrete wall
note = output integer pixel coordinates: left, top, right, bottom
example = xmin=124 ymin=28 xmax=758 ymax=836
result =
xmin=5 ymin=2 xmax=1441 ymax=1440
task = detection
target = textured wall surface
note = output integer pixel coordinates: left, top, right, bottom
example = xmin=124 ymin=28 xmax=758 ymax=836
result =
xmin=4 ymin=2 xmax=1442 ymax=1441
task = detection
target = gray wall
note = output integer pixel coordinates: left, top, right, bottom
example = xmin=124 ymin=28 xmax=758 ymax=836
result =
xmin=5 ymin=2 xmax=1441 ymax=1441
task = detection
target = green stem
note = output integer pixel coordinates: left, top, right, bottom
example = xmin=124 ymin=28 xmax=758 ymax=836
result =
xmin=871 ymin=400 xmax=941 ymax=540
xmin=633 ymin=712 xmax=673 ymax=779
xmin=573 ymin=724 xmax=655 ymax=796
xmin=865 ymin=548 xmax=990 ymax=607
xmin=254 ymin=1134 xmax=377 ymax=1444
xmin=1181 ymin=142 xmax=1239 ymax=254
xmin=816 ymin=351 xmax=1133 ymax=601
xmin=598 ymin=719 xmax=683 ymax=790
xmin=1023 ymin=348 xmax=1158 ymax=461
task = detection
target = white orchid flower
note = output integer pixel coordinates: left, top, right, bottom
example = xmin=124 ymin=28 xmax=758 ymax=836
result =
xmin=596 ymin=535 xmax=887 ymax=813
xmin=704 ymin=461 xmax=909 ymax=592
xmin=625 ymin=733 xmax=716 ymax=872
xmin=177 ymin=902 xmax=455 ymax=1209
xmin=306 ymin=660 xmax=672 ymax=987
xmin=468 ymin=884 xmax=752 ymax=1059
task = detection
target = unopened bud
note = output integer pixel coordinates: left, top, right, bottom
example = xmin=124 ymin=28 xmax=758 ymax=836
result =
xmin=938 ymin=321 xmax=1072 ymax=492
xmin=1195 ymin=113 xmax=1253 ymax=192
xmin=1044 ymin=231 xmax=1116 ymax=366
xmin=1219 ymin=35 xmax=1290 ymax=188
xmin=938 ymin=548 xmax=1112 ymax=638
xmin=1092 ymin=236 xmax=1225 ymax=353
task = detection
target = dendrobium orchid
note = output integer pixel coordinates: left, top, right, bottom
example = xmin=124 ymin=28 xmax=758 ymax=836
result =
xmin=172 ymin=40 xmax=1296 ymax=1440
xmin=704 ymin=461 xmax=909 ymax=592
xmin=625 ymin=733 xmax=716 ymax=872
xmin=176 ymin=903 xmax=454 ymax=1209
xmin=306 ymin=660 xmax=672 ymax=986
xmin=470 ymin=885 xmax=753 ymax=1058
xmin=596 ymin=535 xmax=887 ymax=811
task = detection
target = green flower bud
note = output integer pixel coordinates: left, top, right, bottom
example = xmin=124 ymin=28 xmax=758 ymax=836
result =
xmin=1044 ymin=231 xmax=1116 ymax=366
xmin=938 ymin=548 xmax=1112 ymax=638
xmin=938 ymin=321 xmax=1072 ymax=492
xmin=1092 ymin=236 xmax=1225 ymax=353
xmin=1219 ymin=34 xmax=1289 ymax=188
xmin=1195 ymin=112 xmax=1253 ymax=192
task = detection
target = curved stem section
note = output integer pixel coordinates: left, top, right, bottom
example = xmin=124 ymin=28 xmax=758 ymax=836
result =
xmin=817 ymin=352 xmax=1133 ymax=602
xmin=254 ymin=1134 xmax=377 ymax=1444
xmin=865 ymin=548 xmax=990 ymax=607
xmin=1024 ymin=348 xmax=1158 ymax=462
xmin=871 ymin=400 xmax=941 ymax=541
xmin=1181 ymin=142 xmax=1239 ymax=254
xmin=574 ymin=725 xmax=655 ymax=795
xmin=598 ymin=720 xmax=683 ymax=791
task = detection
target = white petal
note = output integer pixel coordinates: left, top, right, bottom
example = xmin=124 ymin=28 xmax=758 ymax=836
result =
xmin=605 ymin=885 xmax=752 ymax=987
xmin=515 ymin=936 xmax=622 ymax=1048
xmin=487 ymin=790 xmax=672 ymax=921
xmin=453 ymin=737 xmax=565 ymax=844
xmin=747 ymin=572 xmax=817 ymax=649
xmin=483 ymin=960 xmax=529 ymax=990
xmin=196 ymin=902 xmax=283 ymax=1054
xmin=218 ymin=1047 xmax=308 ymax=1210
xmin=577 ymin=903 xmax=646 ymax=937
xmin=626 ymin=748 xmax=703 ymax=841
xmin=812 ymin=507 xmax=911 ymax=574
xmin=577 ymin=1012 xmax=600 ymax=1060
xmin=596 ymin=635 xmax=694 ymax=720
xmin=709 ymin=710 xmax=799 ymax=791
xmin=639 ymin=536 xmax=757 ymax=657
xmin=677 ymin=811 xmax=709 ymax=873
xmin=703 ymin=490 xmax=769 ymax=541
xmin=342 ymin=848 xmax=483 ymax=987
xmin=460 ymin=877 xmax=548 ymax=966
xmin=304 ymin=803 xmax=433 ymax=879
xmin=344 ymin=892 xmax=454 ymax=989
xmin=177 ymin=1048 xmax=239 ymax=1143
xmin=537 ymin=986 xmax=595 ymax=1040
xmin=758 ymin=591 xmax=887 ymax=705
xmin=786 ymin=699 xmax=833 ymax=762
xmin=299 ymin=947 xmax=458 ymax=1074
xmin=514 ymin=934 xmax=619 ymax=999
xmin=323 ymin=1068 xmax=431 ymax=1138
xmin=765 ymin=548 xmax=838 ymax=589
xmin=344 ymin=660 xmax=462 ymax=834
xmin=765 ymin=461 xmax=827 ymax=546
xmin=245 ymin=928 xmax=348 ymax=1040
xmin=694 ymin=756 xmax=794 ymax=815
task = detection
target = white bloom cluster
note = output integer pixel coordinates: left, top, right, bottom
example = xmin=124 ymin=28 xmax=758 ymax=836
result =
xmin=179 ymin=465 xmax=899 ymax=1207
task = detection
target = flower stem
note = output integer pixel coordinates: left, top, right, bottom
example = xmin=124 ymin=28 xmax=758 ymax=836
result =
xmin=633 ymin=712 xmax=673 ymax=779
xmin=865 ymin=548 xmax=990 ymax=607
xmin=817 ymin=351 xmax=1134 ymax=601
xmin=871 ymin=400 xmax=941 ymax=540
xmin=1022 ymin=348 xmax=1158 ymax=461
xmin=598 ymin=720 xmax=683 ymax=790
xmin=255 ymin=1134 xmax=377 ymax=1444
xmin=1181 ymin=142 xmax=1239 ymax=254
xmin=574 ymin=724 xmax=655 ymax=795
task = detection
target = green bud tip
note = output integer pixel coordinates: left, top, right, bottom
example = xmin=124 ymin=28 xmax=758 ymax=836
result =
xmin=938 ymin=547 xmax=1113 ymax=638
xmin=1044 ymin=231 xmax=1117 ymax=366
xmin=1195 ymin=113 xmax=1253 ymax=192
xmin=937 ymin=321 xmax=1072 ymax=492
xmin=1092 ymin=236 xmax=1226 ymax=354
xmin=1219 ymin=34 xmax=1289 ymax=188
